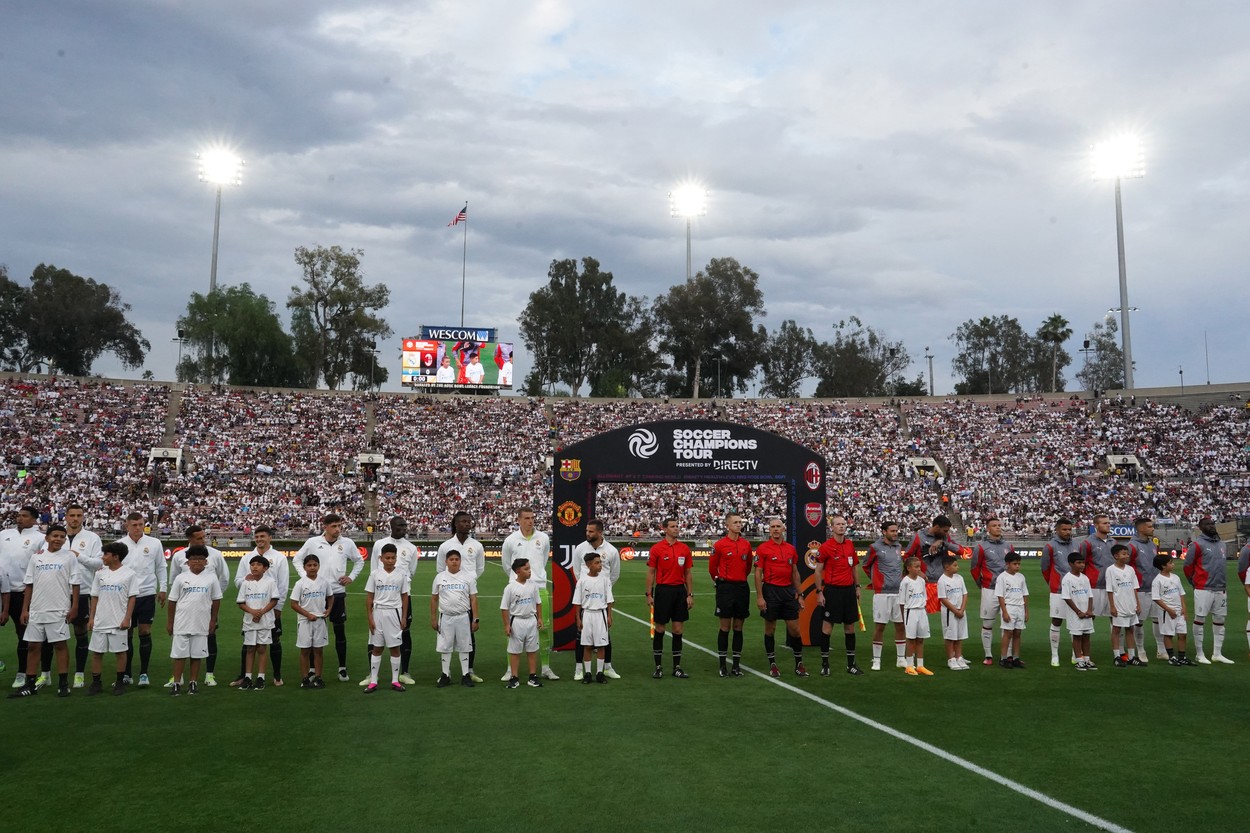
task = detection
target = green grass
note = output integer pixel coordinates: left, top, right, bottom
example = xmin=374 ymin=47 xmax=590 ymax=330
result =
xmin=3 ymin=559 xmax=1245 ymax=833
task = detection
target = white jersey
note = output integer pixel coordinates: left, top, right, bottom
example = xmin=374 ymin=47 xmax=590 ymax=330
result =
xmin=1061 ymin=572 xmax=1093 ymax=613
xmin=936 ymin=573 xmax=967 ymax=612
xmin=0 ymin=526 xmax=46 ymax=587
xmin=431 ymin=569 xmax=477 ymax=616
xmin=1151 ymin=573 xmax=1185 ymax=616
xmin=465 ymin=361 xmax=485 ymax=383
xmin=170 ymin=545 xmax=231 ymax=596
xmin=365 ymin=567 xmax=410 ymax=610
xmin=502 ymin=529 xmax=550 ymax=585
xmin=90 ymin=566 xmax=139 ymax=630
xmin=572 ymin=573 xmax=614 ymax=611
xmin=237 ymin=575 xmax=280 ymax=631
xmin=436 ymin=535 xmax=485 ymax=579
xmin=1105 ymin=563 xmax=1140 ymax=616
xmin=65 ymin=528 xmax=104 ymax=588
xmin=900 ymin=575 xmax=927 ymax=610
xmin=234 ymin=547 xmax=291 ymax=610
xmin=994 ymin=571 xmax=1029 ymax=609
xmin=294 ymin=535 xmax=363 ymax=595
xmin=116 ymin=534 xmax=167 ymax=596
xmin=572 ymin=539 xmax=621 ymax=584
xmin=501 ymin=579 xmax=541 ymax=619
xmin=372 ymin=537 xmax=419 ymax=580
xmin=168 ymin=570 xmax=222 ymax=635
xmin=23 ymin=548 xmax=80 ymax=620
xmin=289 ymin=576 xmax=334 ymax=617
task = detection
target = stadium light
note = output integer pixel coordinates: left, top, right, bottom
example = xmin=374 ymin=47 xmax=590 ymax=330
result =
xmin=1091 ymin=134 xmax=1144 ymax=390
xmin=197 ymin=149 xmax=244 ymax=294
xmin=669 ymin=184 xmax=707 ymax=281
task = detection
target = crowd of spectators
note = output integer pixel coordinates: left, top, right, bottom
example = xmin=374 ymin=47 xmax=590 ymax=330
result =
xmin=3 ymin=374 xmax=1248 ymax=541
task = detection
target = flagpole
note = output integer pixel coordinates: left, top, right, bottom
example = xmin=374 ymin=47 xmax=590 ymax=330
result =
xmin=459 ymin=201 xmax=468 ymax=327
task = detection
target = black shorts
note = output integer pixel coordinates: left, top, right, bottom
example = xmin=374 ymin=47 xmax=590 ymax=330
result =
xmin=715 ymin=581 xmax=750 ymax=621
xmin=821 ymin=584 xmax=860 ymax=625
xmin=328 ymin=594 xmax=348 ymax=624
xmin=761 ymin=583 xmax=800 ymax=622
xmin=74 ymin=594 xmax=91 ymax=626
xmin=652 ymin=585 xmax=689 ymax=625
xmin=133 ymin=595 xmax=157 ymax=626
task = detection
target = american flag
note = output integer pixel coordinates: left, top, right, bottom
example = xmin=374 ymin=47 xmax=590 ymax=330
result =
xmin=447 ymin=205 xmax=467 ymax=226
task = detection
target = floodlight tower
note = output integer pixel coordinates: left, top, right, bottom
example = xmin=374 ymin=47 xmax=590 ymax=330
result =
xmin=197 ymin=149 xmax=244 ymax=294
xmin=669 ymin=184 xmax=707 ymax=281
xmin=1091 ymin=135 xmax=1144 ymax=390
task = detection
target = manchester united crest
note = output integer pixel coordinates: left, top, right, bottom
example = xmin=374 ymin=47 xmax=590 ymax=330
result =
xmin=557 ymin=501 xmax=583 ymax=527
xmin=560 ymin=459 xmax=582 ymax=482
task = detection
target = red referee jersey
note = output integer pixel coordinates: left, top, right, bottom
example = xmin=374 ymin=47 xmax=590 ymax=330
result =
xmin=710 ymin=536 xmax=753 ymax=582
xmin=648 ymin=539 xmax=692 ymax=585
xmin=755 ymin=540 xmax=798 ymax=586
xmin=817 ymin=537 xmax=859 ymax=586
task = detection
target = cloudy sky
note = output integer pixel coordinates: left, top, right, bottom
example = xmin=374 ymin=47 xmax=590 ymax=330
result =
xmin=4 ymin=1 xmax=1249 ymax=394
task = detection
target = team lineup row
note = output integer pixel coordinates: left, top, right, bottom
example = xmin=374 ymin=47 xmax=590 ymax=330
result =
xmin=2 ymin=505 xmax=1247 ymax=698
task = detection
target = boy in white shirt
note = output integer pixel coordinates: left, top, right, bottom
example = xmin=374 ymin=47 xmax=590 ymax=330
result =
xmin=1106 ymin=543 xmax=1143 ymax=667
xmin=289 ymin=554 xmax=334 ymax=688
xmin=9 ymin=525 xmax=79 ymax=699
xmin=1062 ymin=553 xmax=1097 ymax=670
xmin=1152 ymin=554 xmax=1192 ymax=666
xmin=87 ymin=542 xmax=139 ymax=695
xmin=237 ymin=555 xmax=280 ymax=690
xmin=936 ymin=555 xmax=969 ymax=670
xmin=501 ymin=558 xmax=544 ymax=688
xmin=995 ymin=552 xmax=1029 ymax=669
xmin=364 ymin=544 xmax=410 ymax=694
xmin=897 ymin=557 xmax=932 ymax=676
xmin=166 ymin=545 xmax=222 ymax=696
xmin=574 ymin=552 xmax=614 ymax=684
xmin=430 ymin=549 xmax=479 ymax=688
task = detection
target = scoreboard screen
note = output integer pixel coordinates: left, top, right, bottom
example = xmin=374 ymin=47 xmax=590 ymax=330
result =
xmin=401 ymin=326 xmax=513 ymax=389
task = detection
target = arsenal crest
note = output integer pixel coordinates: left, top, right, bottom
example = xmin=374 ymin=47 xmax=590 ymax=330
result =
xmin=805 ymin=503 xmax=823 ymax=526
xmin=557 ymin=501 xmax=583 ymax=527
xmin=560 ymin=459 xmax=582 ymax=482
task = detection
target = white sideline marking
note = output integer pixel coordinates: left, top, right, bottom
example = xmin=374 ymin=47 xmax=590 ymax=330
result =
xmin=616 ymin=608 xmax=1135 ymax=833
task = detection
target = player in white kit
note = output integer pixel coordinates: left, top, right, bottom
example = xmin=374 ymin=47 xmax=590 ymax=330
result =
xmin=501 ymin=558 xmax=543 ymax=689
xmin=289 ymin=554 xmax=335 ymax=688
xmin=87 ymin=542 xmax=139 ymax=696
xmin=573 ymin=552 xmax=614 ymax=684
xmin=364 ymin=545 xmax=411 ymax=693
xmin=166 ymin=545 xmax=222 ymax=696
xmin=8 ymin=524 xmax=79 ymax=699
xmin=430 ymin=549 xmax=479 ymax=688
xmin=237 ymin=555 xmax=280 ymax=690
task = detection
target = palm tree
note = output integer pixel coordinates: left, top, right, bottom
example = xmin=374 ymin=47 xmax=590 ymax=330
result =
xmin=1037 ymin=313 xmax=1072 ymax=392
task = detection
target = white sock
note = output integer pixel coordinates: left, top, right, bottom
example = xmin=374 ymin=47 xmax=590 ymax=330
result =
xmin=458 ymin=655 xmax=469 ymax=675
xmin=981 ymin=626 xmax=994 ymax=658
xmin=917 ymin=657 xmax=925 ymax=669
xmin=390 ymin=655 xmax=400 ymax=682
xmin=597 ymin=658 xmax=605 ymax=672
xmin=1049 ymin=626 xmax=1061 ymax=659
xmin=1153 ymin=619 xmax=1164 ymax=651
xmin=1245 ymin=624 xmax=1250 ymax=653
xmin=895 ymin=641 xmax=906 ymax=659
xmin=440 ymin=654 xmax=450 ymax=675
xmin=1194 ymin=624 xmax=1205 ymax=657
xmin=369 ymin=654 xmax=381 ymax=684
xmin=872 ymin=642 xmax=883 ymax=662
xmin=907 ymin=656 xmax=915 ymax=668
xmin=1213 ymin=623 xmax=1225 ymax=656
xmin=1133 ymin=624 xmax=1144 ymax=654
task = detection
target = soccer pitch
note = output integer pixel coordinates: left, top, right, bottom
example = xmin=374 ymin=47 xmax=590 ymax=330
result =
xmin=4 ymin=558 xmax=1244 ymax=833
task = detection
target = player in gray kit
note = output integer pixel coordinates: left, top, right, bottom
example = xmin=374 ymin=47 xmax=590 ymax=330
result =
xmin=1183 ymin=517 xmax=1232 ymax=664
xmin=970 ymin=517 xmax=1015 ymax=666
xmin=1079 ymin=514 xmax=1117 ymax=618
xmin=1128 ymin=517 xmax=1161 ymax=661
xmin=1040 ymin=518 xmax=1080 ymax=666
xmin=861 ymin=521 xmax=905 ymax=671
xmin=1238 ymin=540 xmax=1250 ymax=656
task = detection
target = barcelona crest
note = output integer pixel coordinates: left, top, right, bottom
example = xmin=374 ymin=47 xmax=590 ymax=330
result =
xmin=560 ymin=458 xmax=582 ymax=482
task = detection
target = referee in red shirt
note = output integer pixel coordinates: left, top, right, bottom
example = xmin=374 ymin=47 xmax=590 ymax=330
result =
xmin=754 ymin=518 xmax=808 ymax=678
xmin=815 ymin=515 xmax=865 ymax=676
xmin=645 ymin=518 xmax=693 ymax=679
xmin=710 ymin=512 xmax=752 ymax=677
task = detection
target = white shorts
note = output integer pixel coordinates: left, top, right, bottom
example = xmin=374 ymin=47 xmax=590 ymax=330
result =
xmin=940 ymin=608 xmax=968 ymax=641
xmin=1136 ymin=592 xmax=1158 ymax=623
xmin=436 ymin=612 xmax=472 ymax=653
xmin=1000 ymin=606 xmax=1027 ymax=631
xmin=1158 ymin=610 xmax=1189 ymax=637
xmin=25 ymin=619 xmax=71 ymax=643
xmin=1193 ymin=589 xmax=1227 ymax=621
xmin=369 ymin=607 xmax=404 ymax=648
xmin=508 ymin=616 xmax=539 ymax=654
xmin=903 ymin=608 xmax=930 ymax=640
xmin=1110 ymin=613 xmax=1139 ymax=629
xmin=580 ymin=609 xmax=610 ymax=647
xmin=1066 ymin=611 xmax=1094 ymax=635
xmin=979 ymin=588 xmax=1000 ymax=621
xmin=1049 ymin=594 xmax=1069 ymax=621
xmin=170 ymin=634 xmax=208 ymax=659
xmin=89 ymin=628 xmax=128 ymax=654
xmin=243 ymin=628 xmax=273 ymax=646
xmin=296 ymin=618 xmax=328 ymax=649
xmin=872 ymin=593 xmax=902 ymax=624
xmin=1091 ymin=589 xmax=1110 ymax=617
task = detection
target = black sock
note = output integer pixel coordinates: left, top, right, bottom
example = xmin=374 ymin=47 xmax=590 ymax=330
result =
xmin=764 ymin=634 xmax=776 ymax=664
xmin=845 ymin=633 xmax=856 ymax=668
xmin=206 ymin=633 xmax=218 ymax=673
xmin=41 ymin=642 xmax=53 ymax=674
xmin=820 ymin=632 xmax=831 ymax=663
xmin=92 ymin=673 xmax=101 ymax=684
xmin=123 ymin=630 xmax=133 ymax=676
xmin=468 ymin=629 xmax=477 ymax=669
xmin=139 ymin=634 xmax=153 ymax=674
xmin=717 ymin=630 xmax=729 ymax=663
xmin=333 ymin=621 xmax=348 ymax=669
xmin=115 ymin=673 xmax=125 ymax=686
xmin=58 ymin=672 xmax=68 ymax=688
xmin=604 ymin=640 xmax=613 ymax=664
xmin=270 ymin=632 xmax=282 ymax=678
xmin=75 ymin=637 xmax=89 ymax=674
xmin=1166 ymin=647 xmax=1175 ymax=658
xmin=672 ymin=634 xmax=683 ymax=668
xmin=399 ymin=628 xmax=411 ymax=674
xmin=652 ymin=633 xmax=664 ymax=666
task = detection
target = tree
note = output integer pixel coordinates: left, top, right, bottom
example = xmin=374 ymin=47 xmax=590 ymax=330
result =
xmin=3 ymin=263 xmax=149 ymax=376
xmin=176 ymin=285 xmax=304 ymax=387
xmin=1076 ymin=316 xmax=1126 ymax=392
xmin=652 ymin=257 xmax=767 ymax=398
xmin=518 ymin=257 xmax=655 ymax=396
xmin=759 ymin=320 xmax=817 ymax=398
xmin=287 ymin=246 xmax=392 ymax=390
xmin=950 ymin=315 xmax=1033 ymax=394
xmin=1035 ymin=313 xmax=1073 ymax=393
xmin=811 ymin=317 xmax=910 ymax=397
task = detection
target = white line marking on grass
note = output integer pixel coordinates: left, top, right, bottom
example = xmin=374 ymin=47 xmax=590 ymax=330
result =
xmin=616 ymin=609 xmax=1136 ymax=833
